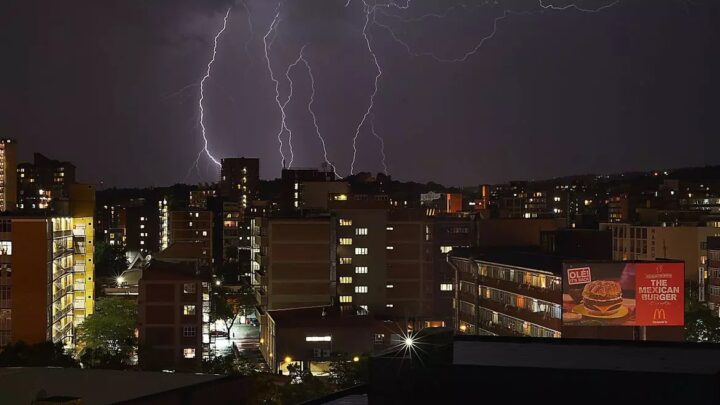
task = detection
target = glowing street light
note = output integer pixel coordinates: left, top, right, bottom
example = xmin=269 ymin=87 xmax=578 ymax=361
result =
xmin=116 ymin=276 xmax=125 ymax=286
xmin=404 ymin=337 xmax=414 ymax=347
xmin=353 ymin=356 xmax=360 ymax=362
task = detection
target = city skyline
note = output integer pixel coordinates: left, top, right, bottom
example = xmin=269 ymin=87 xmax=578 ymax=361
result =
xmin=2 ymin=0 xmax=718 ymax=188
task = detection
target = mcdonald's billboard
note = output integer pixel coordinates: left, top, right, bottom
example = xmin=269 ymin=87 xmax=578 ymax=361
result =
xmin=562 ymin=261 xmax=684 ymax=327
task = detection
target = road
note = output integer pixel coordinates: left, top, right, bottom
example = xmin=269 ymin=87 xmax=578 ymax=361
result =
xmin=215 ymin=322 xmax=259 ymax=356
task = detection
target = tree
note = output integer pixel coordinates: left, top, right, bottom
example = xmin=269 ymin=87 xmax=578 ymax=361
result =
xmin=95 ymin=241 xmax=128 ymax=278
xmin=76 ymin=297 xmax=137 ymax=368
xmin=329 ymin=355 xmax=368 ymax=389
xmin=278 ymin=364 xmax=332 ymax=404
xmin=201 ymin=353 xmax=257 ymax=376
xmin=211 ymin=292 xmax=241 ymax=335
xmin=685 ymin=298 xmax=720 ymax=342
xmin=0 ymin=341 xmax=78 ymax=367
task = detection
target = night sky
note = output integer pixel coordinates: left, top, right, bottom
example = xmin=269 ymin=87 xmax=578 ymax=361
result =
xmin=1 ymin=0 xmax=718 ymax=188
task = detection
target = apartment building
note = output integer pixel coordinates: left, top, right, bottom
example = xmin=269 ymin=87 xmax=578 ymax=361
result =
xmin=0 ymin=139 xmax=17 ymax=212
xmin=250 ymin=216 xmax=332 ymax=311
xmin=220 ymin=158 xmax=259 ymax=209
xmin=600 ymin=223 xmax=720 ymax=294
xmin=17 ymin=153 xmax=76 ymax=212
xmin=448 ymin=249 xmax=563 ymax=338
xmin=0 ymin=184 xmax=95 ymax=348
xmin=168 ymin=209 xmax=213 ymax=254
xmin=705 ymin=237 xmax=720 ymax=313
xmin=137 ymin=259 xmax=211 ymax=371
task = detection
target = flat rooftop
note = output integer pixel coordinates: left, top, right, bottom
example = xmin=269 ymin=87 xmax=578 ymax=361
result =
xmin=268 ymin=305 xmax=379 ymax=328
xmin=450 ymin=247 xmax=567 ymax=274
xmin=0 ymin=368 xmax=224 ymax=404
xmin=454 ymin=337 xmax=720 ymax=375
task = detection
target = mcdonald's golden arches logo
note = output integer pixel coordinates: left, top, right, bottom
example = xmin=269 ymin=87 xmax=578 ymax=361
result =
xmin=653 ymin=308 xmax=666 ymax=321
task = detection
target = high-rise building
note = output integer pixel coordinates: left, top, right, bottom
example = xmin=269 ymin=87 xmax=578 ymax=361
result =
xmin=0 ymin=139 xmax=17 ymax=212
xmin=0 ymin=183 xmax=95 ymax=349
xmin=17 ymin=153 xmax=76 ymax=212
xmin=707 ymin=237 xmax=720 ymax=314
xmin=220 ymin=158 xmax=259 ymax=209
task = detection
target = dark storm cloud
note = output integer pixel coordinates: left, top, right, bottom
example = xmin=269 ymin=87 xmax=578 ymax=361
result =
xmin=1 ymin=0 xmax=718 ymax=187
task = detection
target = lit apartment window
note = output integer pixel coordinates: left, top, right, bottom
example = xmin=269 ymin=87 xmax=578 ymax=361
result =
xmin=386 ymin=246 xmax=394 ymax=250
xmin=189 ymin=221 xmax=193 ymax=227
xmin=339 ymin=257 xmax=352 ymax=265
xmin=294 ymin=182 xmax=299 ymax=190
xmin=183 ymin=348 xmax=196 ymax=358
xmin=386 ymin=226 xmax=394 ymax=231
xmin=386 ymin=304 xmax=394 ymax=308
xmin=355 ymin=248 xmax=368 ymax=255
xmin=440 ymin=283 xmax=453 ymax=291
xmin=339 ymin=295 xmax=352 ymax=303
xmin=339 ymin=219 xmax=352 ymax=226
xmin=140 ymin=241 xmax=145 ymax=245
xmin=305 ymin=336 xmax=332 ymax=342
xmin=140 ymin=224 xmax=145 ymax=229
xmin=339 ymin=238 xmax=353 ymax=245
xmin=356 ymin=228 xmax=368 ymax=235
xmin=140 ymin=217 xmax=145 ymax=221
xmin=355 ymin=286 xmax=368 ymax=294
xmin=386 ymin=284 xmax=394 ymax=289
xmin=183 ymin=305 xmax=196 ymax=316
xmin=183 ymin=326 xmax=196 ymax=337
xmin=340 ymin=277 xmax=353 ymax=284
xmin=355 ymin=266 xmax=368 ymax=274
xmin=440 ymin=246 xmax=453 ymax=254
xmin=183 ymin=283 xmax=196 ymax=294
xmin=202 ymin=231 xmax=208 ymax=237
xmin=195 ymin=212 xmax=200 ymax=218
xmin=0 ymin=241 xmax=12 ymax=255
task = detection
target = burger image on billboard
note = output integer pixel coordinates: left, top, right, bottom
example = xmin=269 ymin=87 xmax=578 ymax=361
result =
xmin=581 ymin=280 xmax=624 ymax=316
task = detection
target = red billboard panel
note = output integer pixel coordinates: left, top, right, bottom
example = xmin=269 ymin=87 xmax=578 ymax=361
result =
xmin=562 ymin=262 xmax=684 ymax=327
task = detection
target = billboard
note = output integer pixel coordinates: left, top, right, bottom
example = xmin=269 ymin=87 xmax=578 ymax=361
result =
xmin=562 ymin=262 xmax=684 ymax=327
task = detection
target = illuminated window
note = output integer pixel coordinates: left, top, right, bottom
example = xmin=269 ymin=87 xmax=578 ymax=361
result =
xmin=339 ymin=238 xmax=353 ymax=245
xmin=0 ymin=241 xmax=12 ymax=255
xmin=183 ymin=305 xmax=196 ymax=316
xmin=385 ymin=304 xmax=394 ymax=308
xmin=355 ymin=248 xmax=368 ymax=255
xmin=334 ymin=194 xmax=348 ymax=201
xmin=188 ymin=221 xmax=193 ymax=227
xmin=355 ymin=266 xmax=368 ymax=274
xmin=440 ymin=246 xmax=453 ymax=254
xmin=339 ymin=257 xmax=352 ymax=265
xmin=355 ymin=286 xmax=368 ymax=294
xmin=386 ymin=226 xmax=394 ymax=231
xmin=183 ymin=348 xmax=196 ymax=358
xmin=386 ymin=246 xmax=394 ymax=250
xmin=339 ymin=219 xmax=352 ymax=226
xmin=183 ymin=326 xmax=196 ymax=337
xmin=305 ymin=336 xmax=332 ymax=342
xmin=339 ymin=295 xmax=352 ymax=303
xmin=294 ymin=183 xmax=299 ymax=190
xmin=386 ymin=284 xmax=394 ymax=289
xmin=340 ymin=277 xmax=353 ymax=284
xmin=440 ymin=283 xmax=453 ymax=291
xmin=202 ymin=231 xmax=208 ymax=237
xmin=183 ymin=283 xmax=196 ymax=294
xmin=356 ymin=228 xmax=368 ymax=235
xmin=140 ymin=224 xmax=145 ymax=229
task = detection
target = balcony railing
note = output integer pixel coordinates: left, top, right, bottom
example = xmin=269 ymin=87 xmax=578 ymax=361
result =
xmin=478 ymin=298 xmax=561 ymax=332
xmin=53 ymin=304 xmax=73 ymax=323
xmin=478 ymin=275 xmax=561 ymax=303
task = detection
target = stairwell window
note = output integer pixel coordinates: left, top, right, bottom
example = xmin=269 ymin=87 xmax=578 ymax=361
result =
xmin=355 ymin=248 xmax=368 ymax=255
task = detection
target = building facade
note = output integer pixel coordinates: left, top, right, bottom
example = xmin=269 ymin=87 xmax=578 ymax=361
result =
xmin=0 ymin=139 xmax=17 ymax=212
xmin=448 ymin=250 xmax=563 ymax=338
xmin=138 ymin=260 xmax=211 ymax=371
xmin=0 ymin=184 xmax=95 ymax=348
xmin=17 ymin=153 xmax=76 ymax=212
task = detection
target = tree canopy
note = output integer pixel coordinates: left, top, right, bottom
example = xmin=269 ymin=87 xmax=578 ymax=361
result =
xmin=76 ymin=297 xmax=137 ymax=368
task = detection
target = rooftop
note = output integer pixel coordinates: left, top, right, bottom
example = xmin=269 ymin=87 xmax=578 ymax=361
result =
xmin=450 ymin=247 xmax=567 ymax=275
xmin=0 ymin=368 xmax=224 ymax=404
xmin=268 ymin=305 xmax=380 ymax=328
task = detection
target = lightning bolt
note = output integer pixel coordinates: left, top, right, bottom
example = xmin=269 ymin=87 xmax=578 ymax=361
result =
xmin=193 ymin=7 xmax=231 ymax=172
xmin=282 ymin=46 xmax=312 ymax=169
xmin=369 ymin=113 xmax=388 ymax=175
xmin=263 ymin=10 xmax=289 ymax=168
xmin=350 ymin=1 xmax=384 ymax=175
xmin=299 ymin=48 xmax=340 ymax=176
xmin=538 ymin=0 xmax=620 ymax=12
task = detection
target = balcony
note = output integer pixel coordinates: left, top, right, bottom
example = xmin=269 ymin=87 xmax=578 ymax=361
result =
xmin=53 ymin=304 xmax=73 ymax=323
xmin=458 ymin=291 xmax=476 ymax=304
xmin=476 ymin=320 xmax=526 ymax=337
xmin=478 ymin=275 xmax=561 ymax=304
xmin=478 ymin=298 xmax=561 ymax=332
